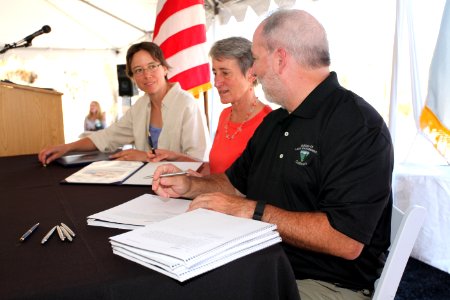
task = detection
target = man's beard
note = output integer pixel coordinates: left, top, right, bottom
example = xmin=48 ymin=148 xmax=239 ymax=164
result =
xmin=259 ymin=73 xmax=286 ymax=109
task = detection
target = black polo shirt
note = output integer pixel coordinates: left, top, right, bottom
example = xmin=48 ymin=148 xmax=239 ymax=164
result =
xmin=226 ymin=72 xmax=393 ymax=290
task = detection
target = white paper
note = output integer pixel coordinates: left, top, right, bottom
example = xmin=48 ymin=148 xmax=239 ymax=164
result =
xmin=87 ymin=194 xmax=191 ymax=229
xmin=122 ymin=161 xmax=203 ymax=186
xmin=112 ymin=235 xmax=281 ymax=282
xmin=64 ymin=161 xmax=203 ymax=186
xmin=111 ymin=230 xmax=280 ymax=271
xmin=64 ymin=160 xmax=144 ymax=184
xmin=109 ymin=208 xmax=281 ymax=281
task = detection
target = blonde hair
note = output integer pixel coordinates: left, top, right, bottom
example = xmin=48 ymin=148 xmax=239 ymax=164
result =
xmin=87 ymin=101 xmax=104 ymax=120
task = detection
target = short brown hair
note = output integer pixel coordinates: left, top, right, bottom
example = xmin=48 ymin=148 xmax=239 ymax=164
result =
xmin=125 ymin=42 xmax=171 ymax=78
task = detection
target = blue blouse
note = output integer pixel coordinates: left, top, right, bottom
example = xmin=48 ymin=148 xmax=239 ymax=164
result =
xmin=148 ymin=126 xmax=162 ymax=149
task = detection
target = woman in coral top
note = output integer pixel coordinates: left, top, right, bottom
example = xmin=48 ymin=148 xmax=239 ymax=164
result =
xmin=208 ymin=37 xmax=272 ymax=174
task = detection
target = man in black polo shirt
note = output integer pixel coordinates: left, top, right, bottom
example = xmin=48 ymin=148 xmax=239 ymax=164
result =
xmin=153 ymin=9 xmax=393 ymax=300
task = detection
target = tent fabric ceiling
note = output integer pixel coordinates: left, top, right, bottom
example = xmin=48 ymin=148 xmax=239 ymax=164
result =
xmin=1 ymin=0 xmax=157 ymax=51
xmin=1 ymin=0 xmax=296 ymax=51
xmin=210 ymin=0 xmax=296 ymax=23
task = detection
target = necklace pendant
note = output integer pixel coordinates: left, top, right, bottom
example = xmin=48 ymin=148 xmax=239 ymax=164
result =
xmin=224 ymin=100 xmax=257 ymax=140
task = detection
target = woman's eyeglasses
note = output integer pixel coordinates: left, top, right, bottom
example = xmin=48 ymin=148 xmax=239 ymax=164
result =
xmin=132 ymin=63 xmax=161 ymax=76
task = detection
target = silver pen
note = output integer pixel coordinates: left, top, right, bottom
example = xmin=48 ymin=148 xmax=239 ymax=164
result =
xmin=60 ymin=226 xmax=73 ymax=242
xmin=41 ymin=226 xmax=57 ymax=244
xmin=56 ymin=225 xmax=66 ymax=241
xmin=19 ymin=223 xmax=40 ymax=242
xmin=144 ymin=171 xmax=188 ymax=179
xmin=61 ymin=223 xmax=76 ymax=237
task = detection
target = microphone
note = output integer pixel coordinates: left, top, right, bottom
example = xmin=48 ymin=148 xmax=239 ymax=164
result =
xmin=18 ymin=25 xmax=51 ymax=45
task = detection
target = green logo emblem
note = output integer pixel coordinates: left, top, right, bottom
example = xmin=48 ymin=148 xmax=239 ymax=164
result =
xmin=300 ymin=150 xmax=310 ymax=162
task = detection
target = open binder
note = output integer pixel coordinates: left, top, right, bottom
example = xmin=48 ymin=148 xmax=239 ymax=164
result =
xmin=61 ymin=160 xmax=203 ymax=186
xmin=109 ymin=208 xmax=281 ymax=282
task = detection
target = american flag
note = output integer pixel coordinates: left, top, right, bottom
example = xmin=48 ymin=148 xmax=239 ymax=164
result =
xmin=153 ymin=0 xmax=211 ymax=98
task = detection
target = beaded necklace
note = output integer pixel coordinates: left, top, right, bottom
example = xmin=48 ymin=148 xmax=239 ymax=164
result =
xmin=224 ymin=99 xmax=257 ymax=140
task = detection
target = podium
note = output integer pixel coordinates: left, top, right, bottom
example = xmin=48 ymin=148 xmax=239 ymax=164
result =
xmin=0 ymin=81 xmax=64 ymax=156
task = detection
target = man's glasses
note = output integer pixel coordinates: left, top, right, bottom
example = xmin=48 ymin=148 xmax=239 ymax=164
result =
xmin=132 ymin=63 xmax=161 ymax=76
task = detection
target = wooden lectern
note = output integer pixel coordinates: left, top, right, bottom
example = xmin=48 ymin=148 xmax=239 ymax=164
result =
xmin=0 ymin=81 xmax=64 ymax=157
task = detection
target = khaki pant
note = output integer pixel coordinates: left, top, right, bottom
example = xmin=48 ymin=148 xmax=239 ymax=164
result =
xmin=296 ymin=279 xmax=372 ymax=300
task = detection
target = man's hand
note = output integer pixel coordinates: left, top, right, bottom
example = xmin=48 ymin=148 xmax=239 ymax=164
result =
xmin=151 ymin=163 xmax=191 ymax=198
xmin=189 ymin=192 xmax=255 ymax=219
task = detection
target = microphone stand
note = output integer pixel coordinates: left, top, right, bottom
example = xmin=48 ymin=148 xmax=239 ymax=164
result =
xmin=0 ymin=40 xmax=32 ymax=54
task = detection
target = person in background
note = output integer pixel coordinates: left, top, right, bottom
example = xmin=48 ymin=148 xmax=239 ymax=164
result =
xmin=84 ymin=100 xmax=106 ymax=131
xmin=38 ymin=42 xmax=210 ymax=165
xmin=151 ymin=9 xmax=393 ymax=300
xmin=148 ymin=37 xmax=271 ymax=174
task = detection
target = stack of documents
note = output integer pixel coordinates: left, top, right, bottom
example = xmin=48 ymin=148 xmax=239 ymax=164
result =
xmin=87 ymin=194 xmax=191 ymax=230
xmin=109 ymin=209 xmax=281 ymax=282
xmin=62 ymin=160 xmax=202 ymax=185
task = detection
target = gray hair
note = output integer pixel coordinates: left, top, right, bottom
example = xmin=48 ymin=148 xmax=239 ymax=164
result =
xmin=261 ymin=9 xmax=330 ymax=68
xmin=209 ymin=37 xmax=254 ymax=77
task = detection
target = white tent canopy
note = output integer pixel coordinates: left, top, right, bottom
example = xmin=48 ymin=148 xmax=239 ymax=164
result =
xmin=0 ymin=0 xmax=295 ymax=52
xmin=1 ymin=0 xmax=156 ymax=51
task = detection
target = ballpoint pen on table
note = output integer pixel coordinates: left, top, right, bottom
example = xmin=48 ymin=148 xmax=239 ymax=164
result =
xmin=61 ymin=223 xmax=76 ymax=237
xmin=60 ymin=226 xmax=73 ymax=242
xmin=41 ymin=226 xmax=57 ymax=244
xmin=56 ymin=225 xmax=66 ymax=241
xmin=144 ymin=171 xmax=188 ymax=179
xmin=19 ymin=222 xmax=39 ymax=242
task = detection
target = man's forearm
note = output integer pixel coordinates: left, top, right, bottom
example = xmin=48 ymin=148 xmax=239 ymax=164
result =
xmin=263 ymin=205 xmax=364 ymax=260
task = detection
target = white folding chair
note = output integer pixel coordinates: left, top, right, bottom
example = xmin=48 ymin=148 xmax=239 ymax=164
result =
xmin=372 ymin=205 xmax=426 ymax=300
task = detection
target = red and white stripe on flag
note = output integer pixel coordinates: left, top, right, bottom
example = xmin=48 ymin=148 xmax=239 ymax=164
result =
xmin=153 ymin=0 xmax=211 ymax=98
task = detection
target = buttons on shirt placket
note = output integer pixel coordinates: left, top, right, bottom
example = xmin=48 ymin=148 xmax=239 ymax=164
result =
xmin=279 ymin=131 xmax=289 ymax=159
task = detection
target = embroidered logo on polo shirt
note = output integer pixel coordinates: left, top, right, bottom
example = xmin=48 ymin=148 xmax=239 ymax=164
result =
xmin=295 ymin=144 xmax=317 ymax=166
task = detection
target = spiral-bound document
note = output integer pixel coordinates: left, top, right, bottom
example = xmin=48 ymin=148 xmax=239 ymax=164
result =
xmin=109 ymin=208 xmax=281 ymax=282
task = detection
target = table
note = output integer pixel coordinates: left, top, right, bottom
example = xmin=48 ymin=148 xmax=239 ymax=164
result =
xmin=0 ymin=155 xmax=300 ymax=300
xmin=393 ymin=163 xmax=450 ymax=274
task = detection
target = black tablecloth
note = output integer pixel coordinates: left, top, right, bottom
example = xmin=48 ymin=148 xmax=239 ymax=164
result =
xmin=0 ymin=155 xmax=300 ymax=300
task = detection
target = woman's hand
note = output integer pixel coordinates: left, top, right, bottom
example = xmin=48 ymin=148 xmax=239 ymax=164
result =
xmin=109 ymin=149 xmax=148 ymax=162
xmin=38 ymin=144 xmax=70 ymax=165
xmin=146 ymin=149 xmax=181 ymax=162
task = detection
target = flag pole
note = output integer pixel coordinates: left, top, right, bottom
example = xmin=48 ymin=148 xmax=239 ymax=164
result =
xmin=203 ymin=90 xmax=209 ymax=130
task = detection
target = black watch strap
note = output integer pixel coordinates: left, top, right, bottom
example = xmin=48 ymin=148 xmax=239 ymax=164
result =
xmin=252 ymin=201 xmax=266 ymax=221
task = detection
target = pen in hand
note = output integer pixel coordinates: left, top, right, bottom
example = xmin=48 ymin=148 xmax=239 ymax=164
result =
xmin=144 ymin=171 xmax=188 ymax=179
xmin=148 ymin=132 xmax=156 ymax=155
xmin=20 ymin=223 xmax=40 ymax=242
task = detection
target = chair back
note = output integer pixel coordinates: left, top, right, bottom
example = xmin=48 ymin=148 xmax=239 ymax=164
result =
xmin=372 ymin=205 xmax=426 ymax=300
